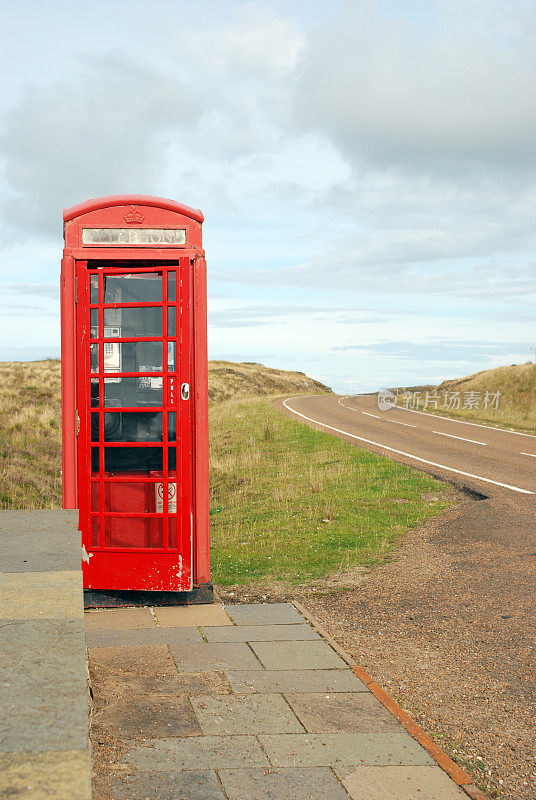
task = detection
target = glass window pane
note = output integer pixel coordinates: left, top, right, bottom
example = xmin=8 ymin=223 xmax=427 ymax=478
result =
xmin=101 ymin=446 xmax=175 ymax=472
xmin=90 ymin=412 xmax=163 ymax=443
xmin=103 ymin=307 xmax=162 ymax=338
xmin=168 ymin=412 xmax=176 ymax=442
xmin=91 ymin=412 xmax=100 ymax=441
xmin=90 ymin=309 xmax=99 ymax=338
xmin=104 ymin=273 xmax=162 ymax=303
xmin=167 ymin=272 xmax=176 ymax=301
xmin=91 ymin=378 xmax=100 ymax=408
xmin=168 ymin=517 xmax=177 ymax=548
xmin=104 ymin=516 xmax=164 ymax=549
xmin=90 ymin=344 xmax=99 ymax=373
xmin=98 ymin=341 xmax=164 ymax=374
xmin=91 ymin=482 xmax=99 ymax=512
xmin=91 ymin=517 xmax=100 ymax=547
xmin=102 ymin=446 xmax=163 ymax=471
xmin=91 ymin=446 xmax=101 ymax=473
xmin=104 ymin=377 xmax=163 ymax=408
xmin=167 ymin=307 xmax=176 ymax=337
xmin=167 ymin=342 xmax=175 ymax=371
xmin=90 ymin=274 xmax=99 ymax=303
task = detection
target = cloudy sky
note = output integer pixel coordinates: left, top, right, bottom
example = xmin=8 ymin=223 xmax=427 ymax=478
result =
xmin=1 ymin=0 xmax=535 ymax=392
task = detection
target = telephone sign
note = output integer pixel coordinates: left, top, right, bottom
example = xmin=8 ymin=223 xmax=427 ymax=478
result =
xmin=61 ymin=195 xmax=211 ymax=605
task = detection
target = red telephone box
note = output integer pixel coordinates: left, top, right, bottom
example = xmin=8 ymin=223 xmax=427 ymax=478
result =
xmin=61 ymin=195 xmax=211 ymax=604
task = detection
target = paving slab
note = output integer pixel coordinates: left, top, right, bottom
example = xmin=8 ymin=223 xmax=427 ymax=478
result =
xmin=285 ymin=692 xmax=401 ymax=734
xmin=160 ymin=671 xmax=233 ymax=695
xmin=0 ymin=509 xmax=90 ymax=800
xmin=0 ymin=618 xmax=88 ymax=752
xmin=218 ymin=767 xmax=352 ymax=800
xmin=335 ymin=765 xmax=468 ymax=799
xmin=169 ymin=641 xmax=263 ymax=672
xmin=85 ymin=625 xmax=202 ymax=648
xmin=0 ymin=570 xmax=83 ymax=620
xmin=249 ymin=639 xmax=348 ymax=670
xmin=0 ymin=750 xmax=91 ymax=800
xmin=88 ymin=644 xmax=181 ymax=694
xmin=191 ymin=693 xmax=305 ymax=735
xmin=88 ymin=600 xmax=466 ymax=800
xmin=0 ymin=510 xmax=80 ymax=573
xmin=153 ymin=604 xmax=231 ymax=627
xmin=125 ymin=736 xmax=271 ymax=770
xmin=84 ymin=607 xmax=155 ymax=630
xmin=259 ymin=732 xmax=435 ymax=768
xmin=112 ymin=770 xmax=226 ymax=800
xmin=92 ymin=692 xmax=202 ymax=738
xmin=226 ymin=602 xmax=305 ymax=626
xmin=226 ymin=669 xmax=368 ymax=693
xmin=203 ymin=623 xmax=320 ymax=642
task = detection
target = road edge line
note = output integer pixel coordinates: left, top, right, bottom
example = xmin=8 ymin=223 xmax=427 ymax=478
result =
xmin=292 ymin=600 xmax=491 ymax=800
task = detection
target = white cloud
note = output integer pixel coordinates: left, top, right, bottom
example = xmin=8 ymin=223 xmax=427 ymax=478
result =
xmin=187 ymin=2 xmax=304 ymax=81
xmin=1 ymin=282 xmax=58 ymax=297
xmin=0 ymin=53 xmax=201 ymax=237
xmin=293 ymin=2 xmax=536 ymax=177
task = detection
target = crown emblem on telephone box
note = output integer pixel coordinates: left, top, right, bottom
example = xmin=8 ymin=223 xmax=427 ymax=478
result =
xmin=124 ymin=207 xmax=145 ymax=224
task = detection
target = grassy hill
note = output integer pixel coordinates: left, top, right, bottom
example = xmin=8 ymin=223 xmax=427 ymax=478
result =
xmin=208 ymin=361 xmax=331 ymax=402
xmin=407 ymin=362 xmax=536 ymax=431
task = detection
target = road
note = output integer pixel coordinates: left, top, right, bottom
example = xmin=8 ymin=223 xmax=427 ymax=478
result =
xmin=281 ymin=393 xmax=535 ymax=505
xmin=280 ymin=392 xmax=536 ymax=800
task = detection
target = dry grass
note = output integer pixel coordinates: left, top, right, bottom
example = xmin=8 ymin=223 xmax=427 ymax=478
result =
xmin=208 ymin=360 xmax=331 ymax=402
xmin=0 ymin=360 xmax=62 ymax=508
xmin=402 ymin=362 xmax=536 ymax=431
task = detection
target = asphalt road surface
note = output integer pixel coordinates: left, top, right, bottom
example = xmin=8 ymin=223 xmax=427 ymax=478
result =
xmin=280 ymin=392 xmax=536 ymax=800
xmin=282 ymin=393 xmax=535 ymax=506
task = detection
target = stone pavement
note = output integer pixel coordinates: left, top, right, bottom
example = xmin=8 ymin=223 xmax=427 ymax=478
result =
xmin=87 ymin=601 xmax=467 ymax=800
xmin=0 ymin=510 xmax=91 ymax=800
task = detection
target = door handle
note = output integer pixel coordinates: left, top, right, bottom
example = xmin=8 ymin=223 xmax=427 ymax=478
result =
xmin=181 ymin=382 xmax=190 ymax=400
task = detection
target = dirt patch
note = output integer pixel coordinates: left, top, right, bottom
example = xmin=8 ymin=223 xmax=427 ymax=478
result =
xmin=295 ymin=496 xmax=536 ymax=800
xmin=215 ymin=564 xmax=371 ymax=605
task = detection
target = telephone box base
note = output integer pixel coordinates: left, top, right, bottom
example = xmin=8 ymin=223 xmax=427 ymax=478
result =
xmin=83 ymin=582 xmax=214 ymax=608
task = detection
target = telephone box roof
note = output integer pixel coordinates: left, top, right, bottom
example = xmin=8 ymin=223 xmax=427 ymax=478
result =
xmin=63 ymin=195 xmax=204 ymax=223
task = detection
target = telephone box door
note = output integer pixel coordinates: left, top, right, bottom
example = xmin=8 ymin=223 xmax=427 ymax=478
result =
xmin=76 ymin=259 xmax=193 ymax=591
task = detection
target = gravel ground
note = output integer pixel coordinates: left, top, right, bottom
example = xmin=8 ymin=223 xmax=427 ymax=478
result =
xmin=302 ymin=495 xmax=536 ymax=800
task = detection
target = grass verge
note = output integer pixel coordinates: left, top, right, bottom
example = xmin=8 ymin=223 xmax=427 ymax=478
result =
xmin=209 ymin=396 xmax=452 ymax=586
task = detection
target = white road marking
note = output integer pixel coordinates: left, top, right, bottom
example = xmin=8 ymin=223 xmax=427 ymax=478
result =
xmin=433 ymin=430 xmax=487 ymax=446
xmin=340 ymin=396 xmax=424 ymax=428
xmin=338 ymin=398 xmax=358 ymax=411
xmin=521 ymin=452 xmax=536 ymax=458
xmin=282 ymin=398 xmax=533 ymax=495
xmin=339 ymin=398 xmax=383 ymax=420
xmin=393 ymin=404 xmax=536 ymax=439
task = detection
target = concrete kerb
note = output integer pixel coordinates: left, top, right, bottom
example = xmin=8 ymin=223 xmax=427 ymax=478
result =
xmin=292 ymin=600 xmax=491 ymax=800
